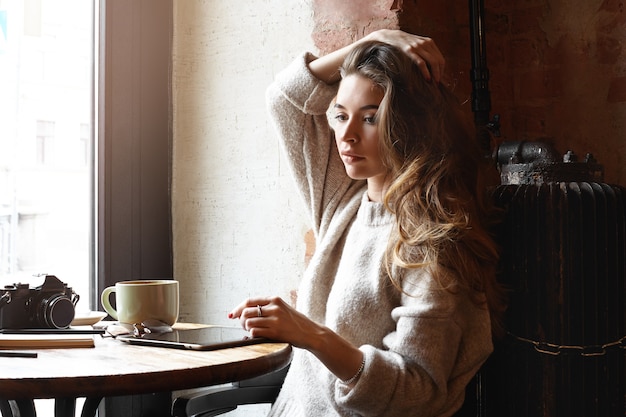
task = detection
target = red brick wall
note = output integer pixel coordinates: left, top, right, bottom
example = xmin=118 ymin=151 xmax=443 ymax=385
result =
xmin=311 ymin=0 xmax=626 ymax=186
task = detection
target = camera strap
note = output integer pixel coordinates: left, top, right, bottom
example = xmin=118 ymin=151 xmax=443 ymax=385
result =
xmin=0 ymin=291 xmax=11 ymax=308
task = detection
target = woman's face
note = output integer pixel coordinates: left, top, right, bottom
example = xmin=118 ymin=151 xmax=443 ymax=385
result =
xmin=333 ymin=74 xmax=388 ymax=187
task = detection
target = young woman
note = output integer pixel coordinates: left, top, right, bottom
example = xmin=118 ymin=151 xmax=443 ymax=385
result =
xmin=229 ymin=29 xmax=506 ymax=417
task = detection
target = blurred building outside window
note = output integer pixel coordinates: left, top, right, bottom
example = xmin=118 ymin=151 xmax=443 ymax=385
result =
xmin=0 ymin=0 xmax=93 ymax=315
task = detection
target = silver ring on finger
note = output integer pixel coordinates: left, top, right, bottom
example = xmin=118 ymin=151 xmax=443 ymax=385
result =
xmin=257 ymin=305 xmax=263 ymax=317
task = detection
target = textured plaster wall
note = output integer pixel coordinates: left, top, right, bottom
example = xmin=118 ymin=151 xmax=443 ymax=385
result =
xmin=172 ymin=1 xmax=314 ymax=326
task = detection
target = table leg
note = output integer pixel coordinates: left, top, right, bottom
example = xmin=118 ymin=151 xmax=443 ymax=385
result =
xmin=0 ymin=400 xmax=17 ymax=417
xmin=79 ymin=397 xmax=102 ymax=417
xmin=0 ymin=397 xmax=102 ymax=417
xmin=104 ymin=393 xmax=172 ymax=417
xmin=13 ymin=400 xmax=36 ymax=417
xmin=54 ymin=398 xmax=75 ymax=417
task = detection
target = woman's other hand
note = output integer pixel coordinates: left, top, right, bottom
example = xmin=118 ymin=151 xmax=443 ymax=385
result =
xmin=228 ymin=296 xmax=323 ymax=350
xmin=229 ymin=296 xmax=365 ymax=383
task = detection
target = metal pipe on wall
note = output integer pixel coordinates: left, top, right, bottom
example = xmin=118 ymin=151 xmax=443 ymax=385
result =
xmin=468 ymin=0 xmax=493 ymax=157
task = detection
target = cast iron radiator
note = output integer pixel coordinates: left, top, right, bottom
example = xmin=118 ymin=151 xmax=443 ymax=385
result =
xmin=482 ymin=141 xmax=626 ymax=417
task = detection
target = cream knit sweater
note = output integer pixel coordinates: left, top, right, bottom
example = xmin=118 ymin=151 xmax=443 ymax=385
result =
xmin=265 ymin=52 xmax=493 ymax=417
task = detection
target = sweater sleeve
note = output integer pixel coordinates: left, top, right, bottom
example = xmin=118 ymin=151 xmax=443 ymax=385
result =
xmin=265 ymin=52 xmax=355 ymax=235
xmin=333 ymin=270 xmax=494 ymax=417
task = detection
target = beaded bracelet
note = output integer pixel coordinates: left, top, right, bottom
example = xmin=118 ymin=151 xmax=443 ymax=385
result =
xmin=341 ymin=357 xmax=366 ymax=385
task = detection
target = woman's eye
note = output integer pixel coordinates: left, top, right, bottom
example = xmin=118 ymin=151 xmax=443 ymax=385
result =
xmin=334 ymin=114 xmax=348 ymax=122
xmin=364 ymin=115 xmax=377 ymax=124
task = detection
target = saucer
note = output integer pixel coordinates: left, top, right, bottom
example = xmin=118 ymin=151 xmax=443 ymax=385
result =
xmin=71 ymin=311 xmax=108 ymax=326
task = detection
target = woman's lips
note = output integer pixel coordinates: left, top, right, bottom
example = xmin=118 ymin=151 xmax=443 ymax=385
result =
xmin=340 ymin=152 xmax=364 ymax=164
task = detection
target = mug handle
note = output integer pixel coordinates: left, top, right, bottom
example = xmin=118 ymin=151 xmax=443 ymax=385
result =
xmin=100 ymin=286 xmax=118 ymax=320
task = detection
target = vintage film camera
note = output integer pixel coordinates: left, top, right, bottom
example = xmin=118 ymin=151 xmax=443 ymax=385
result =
xmin=0 ymin=275 xmax=79 ymax=329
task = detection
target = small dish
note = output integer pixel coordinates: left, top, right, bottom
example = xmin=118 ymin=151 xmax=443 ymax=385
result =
xmin=71 ymin=311 xmax=108 ymax=326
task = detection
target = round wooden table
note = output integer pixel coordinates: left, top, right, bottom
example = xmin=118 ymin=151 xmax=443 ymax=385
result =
xmin=0 ymin=334 xmax=292 ymax=417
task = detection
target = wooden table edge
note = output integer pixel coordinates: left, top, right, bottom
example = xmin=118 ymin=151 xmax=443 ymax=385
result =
xmin=0 ymin=342 xmax=292 ymax=400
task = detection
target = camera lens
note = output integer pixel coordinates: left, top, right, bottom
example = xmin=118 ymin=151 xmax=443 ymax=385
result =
xmin=40 ymin=296 xmax=75 ymax=328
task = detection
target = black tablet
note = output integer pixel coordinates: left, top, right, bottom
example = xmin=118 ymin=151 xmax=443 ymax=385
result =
xmin=118 ymin=326 xmax=268 ymax=351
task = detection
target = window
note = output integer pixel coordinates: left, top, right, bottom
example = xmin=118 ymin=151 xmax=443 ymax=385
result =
xmin=35 ymin=120 xmax=55 ymax=165
xmin=1 ymin=0 xmax=172 ymax=414
xmin=0 ymin=0 xmax=93 ymax=312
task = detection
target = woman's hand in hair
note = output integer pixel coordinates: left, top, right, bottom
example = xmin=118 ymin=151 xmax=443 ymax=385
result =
xmin=309 ymin=29 xmax=445 ymax=85
xmin=366 ymin=29 xmax=445 ymax=83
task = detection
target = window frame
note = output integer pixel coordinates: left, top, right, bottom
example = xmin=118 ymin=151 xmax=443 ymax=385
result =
xmin=93 ymin=0 xmax=173 ymax=310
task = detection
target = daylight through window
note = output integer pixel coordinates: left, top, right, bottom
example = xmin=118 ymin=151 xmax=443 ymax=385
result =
xmin=0 ymin=0 xmax=94 ymax=314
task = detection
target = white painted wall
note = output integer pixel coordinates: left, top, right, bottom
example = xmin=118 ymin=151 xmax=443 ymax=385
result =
xmin=172 ymin=4 xmax=315 ymax=414
xmin=172 ymin=1 xmax=314 ymax=330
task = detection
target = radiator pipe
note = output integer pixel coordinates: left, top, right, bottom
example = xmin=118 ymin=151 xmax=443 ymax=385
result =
xmin=468 ymin=2 xmax=493 ymax=416
xmin=469 ymin=0 xmax=496 ymax=158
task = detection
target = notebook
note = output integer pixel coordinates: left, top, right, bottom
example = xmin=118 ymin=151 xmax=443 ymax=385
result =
xmin=0 ymin=333 xmax=95 ymax=349
xmin=117 ymin=326 xmax=268 ymax=351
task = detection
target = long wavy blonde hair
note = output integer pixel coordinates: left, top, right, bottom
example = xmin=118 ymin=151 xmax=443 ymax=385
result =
xmin=341 ymin=41 xmax=506 ymax=337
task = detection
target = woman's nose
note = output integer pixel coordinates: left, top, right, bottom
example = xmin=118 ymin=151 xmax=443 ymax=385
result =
xmin=338 ymin=120 xmax=359 ymax=142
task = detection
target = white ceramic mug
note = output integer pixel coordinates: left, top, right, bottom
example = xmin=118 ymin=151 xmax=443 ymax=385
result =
xmin=101 ymin=280 xmax=179 ymax=325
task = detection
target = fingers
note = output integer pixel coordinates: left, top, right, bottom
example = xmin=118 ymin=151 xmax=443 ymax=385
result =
xmin=227 ymin=296 xmax=318 ymax=348
xmin=228 ymin=300 xmax=267 ymax=336
xmin=407 ymin=37 xmax=446 ymax=83
xmin=228 ymin=296 xmax=272 ymax=319
xmin=228 ymin=297 xmax=283 ymax=332
xmin=368 ymin=29 xmax=446 ymax=83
